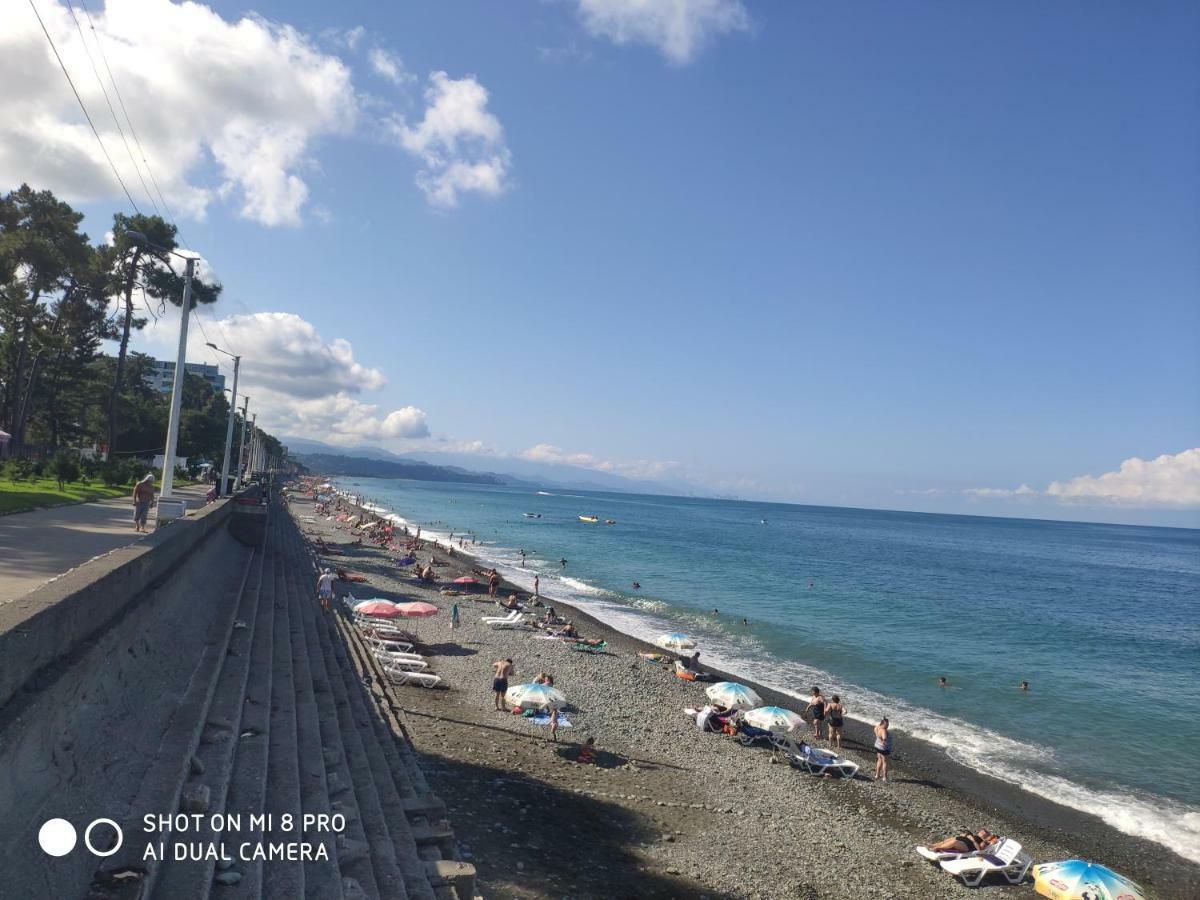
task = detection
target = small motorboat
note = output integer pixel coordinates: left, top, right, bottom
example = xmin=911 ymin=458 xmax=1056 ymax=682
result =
xmin=578 ymin=515 xmax=599 ymax=523
xmin=604 ymin=519 xmax=616 ymax=525
xmin=523 ymin=513 xmax=542 ymax=519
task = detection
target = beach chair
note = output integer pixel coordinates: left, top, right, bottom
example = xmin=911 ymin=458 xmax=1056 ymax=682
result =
xmin=915 ymin=846 xmax=984 ymax=863
xmin=735 ymin=723 xmax=775 ymax=748
xmin=371 ymin=649 xmax=429 ymax=671
xmin=481 ymin=609 xmax=522 ymax=624
xmin=381 ymin=663 xmax=442 ymax=689
xmin=938 ymin=839 xmax=1032 ymax=887
xmin=365 ymin=635 xmax=416 ymax=654
xmin=487 ymin=614 xmax=531 ymax=630
xmin=569 ymin=640 xmax=607 ymax=653
xmin=770 ymin=734 xmax=859 ymax=778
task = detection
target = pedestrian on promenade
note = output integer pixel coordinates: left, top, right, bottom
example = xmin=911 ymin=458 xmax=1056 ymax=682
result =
xmin=132 ymin=473 xmax=155 ymax=533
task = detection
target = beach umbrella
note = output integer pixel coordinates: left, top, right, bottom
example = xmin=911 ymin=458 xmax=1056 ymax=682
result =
xmin=1032 ymin=860 xmax=1145 ymax=900
xmin=743 ymin=706 xmax=804 ymax=733
xmin=656 ymin=633 xmax=697 ymax=652
xmin=352 ymin=598 xmax=392 ymax=610
xmin=505 ymin=683 xmax=567 ymax=711
xmin=394 ymin=602 xmax=438 ymax=618
xmin=396 ymin=556 xmax=417 ymax=567
xmin=356 ymin=600 xmax=402 ymax=618
xmin=705 ymin=682 xmax=762 ymax=710
xmin=453 ymin=576 xmax=479 ymax=585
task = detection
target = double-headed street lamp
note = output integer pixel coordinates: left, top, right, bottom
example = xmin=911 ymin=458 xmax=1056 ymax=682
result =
xmin=126 ymin=231 xmax=199 ymax=499
xmin=235 ymin=396 xmax=251 ymax=491
xmin=207 ymin=342 xmax=240 ymax=497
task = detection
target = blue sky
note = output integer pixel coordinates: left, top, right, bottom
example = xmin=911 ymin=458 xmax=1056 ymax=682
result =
xmin=6 ymin=1 xmax=1198 ymax=525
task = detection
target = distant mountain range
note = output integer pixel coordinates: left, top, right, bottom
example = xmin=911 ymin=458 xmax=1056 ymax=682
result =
xmin=283 ymin=437 xmax=693 ymax=495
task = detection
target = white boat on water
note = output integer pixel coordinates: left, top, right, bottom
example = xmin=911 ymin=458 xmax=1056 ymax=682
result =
xmin=579 ymin=515 xmax=599 ymax=523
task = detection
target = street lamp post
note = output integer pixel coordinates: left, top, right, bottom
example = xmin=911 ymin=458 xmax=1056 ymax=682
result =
xmin=126 ymin=231 xmax=199 ymax=499
xmin=207 ymin=342 xmax=240 ymax=497
xmin=247 ymin=413 xmax=258 ymax=480
xmin=235 ymin=396 xmax=250 ymax=491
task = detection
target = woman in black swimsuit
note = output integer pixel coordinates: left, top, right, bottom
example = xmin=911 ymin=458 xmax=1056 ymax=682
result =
xmin=805 ymin=686 xmax=826 ymax=741
xmin=826 ymin=694 xmax=846 ymax=749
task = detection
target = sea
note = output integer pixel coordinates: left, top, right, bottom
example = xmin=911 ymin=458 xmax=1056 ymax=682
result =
xmin=333 ymin=478 xmax=1200 ymax=862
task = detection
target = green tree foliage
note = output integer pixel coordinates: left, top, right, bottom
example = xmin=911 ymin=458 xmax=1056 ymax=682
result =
xmin=0 ymin=186 xmax=283 ymax=476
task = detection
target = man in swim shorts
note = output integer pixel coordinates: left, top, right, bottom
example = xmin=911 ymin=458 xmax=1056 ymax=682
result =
xmin=492 ymin=658 xmax=515 ymax=710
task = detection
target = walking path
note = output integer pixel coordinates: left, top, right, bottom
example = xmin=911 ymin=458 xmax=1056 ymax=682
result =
xmin=0 ymin=487 xmax=210 ymax=605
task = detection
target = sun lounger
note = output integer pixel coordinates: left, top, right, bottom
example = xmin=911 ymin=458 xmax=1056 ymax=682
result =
xmin=381 ymin=664 xmax=442 ymax=689
xmin=736 ymin=724 xmax=775 ymax=747
xmin=371 ymin=649 xmax=429 ymax=670
xmin=770 ymin=734 xmax=859 ymax=778
xmin=938 ymin=839 xmax=1032 ymax=887
xmin=480 ymin=610 xmax=522 ymax=624
xmin=916 ymin=846 xmax=983 ymax=863
xmin=371 ymin=646 xmax=425 ymax=663
xmin=486 ymin=614 xmax=530 ymax=630
xmin=366 ymin=635 xmax=415 ymax=653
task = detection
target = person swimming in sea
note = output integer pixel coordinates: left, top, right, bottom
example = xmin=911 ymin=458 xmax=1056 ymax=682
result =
xmin=1020 ymin=680 xmax=1030 ymax=692
xmin=938 ymin=676 xmax=948 ymax=688
xmin=632 ymin=581 xmax=640 ymax=589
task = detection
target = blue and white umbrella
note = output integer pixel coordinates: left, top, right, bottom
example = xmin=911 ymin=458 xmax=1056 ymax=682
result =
xmin=1033 ymin=859 xmax=1145 ymax=900
xmin=656 ymin=633 xmax=697 ymax=652
xmin=505 ymin=683 xmax=567 ymax=710
xmin=743 ymin=706 xmax=804 ymax=733
xmin=705 ymin=682 xmax=762 ymax=710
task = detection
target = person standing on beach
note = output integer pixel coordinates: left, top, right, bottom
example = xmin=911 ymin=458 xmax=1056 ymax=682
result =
xmin=451 ymin=602 xmax=460 ymax=630
xmin=132 ymin=473 xmax=155 ymax=533
xmin=874 ymin=718 xmax=893 ymax=782
xmin=488 ymin=569 xmax=500 ymax=598
xmin=550 ymin=706 xmax=560 ymax=742
xmin=826 ymin=694 xmax=846 ymax=749
xmin=560 ymin=558 xmax=567 ymax=568
xmin=805 ymin=686 xmax=826 ymax=741
xmin=492 ymin=658 xmax=515 ymax=710
xmin=534 ymin=575 xmax=540 ymax=600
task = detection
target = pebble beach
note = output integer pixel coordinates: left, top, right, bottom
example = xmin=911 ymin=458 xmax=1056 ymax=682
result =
xmin=292 ymin=491 xmax=1198 ymax=899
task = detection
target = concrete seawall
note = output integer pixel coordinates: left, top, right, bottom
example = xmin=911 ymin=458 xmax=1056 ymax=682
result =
xmin=0 ymin=497 xmax=232 ymax=712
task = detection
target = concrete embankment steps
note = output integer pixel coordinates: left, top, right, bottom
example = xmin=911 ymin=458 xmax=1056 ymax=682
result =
xmin=78 ymin=493 xmax=472 ymax=900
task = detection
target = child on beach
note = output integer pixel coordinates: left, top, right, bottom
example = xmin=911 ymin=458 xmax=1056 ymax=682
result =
xmin=874 ymin=718 xmax=893 ymax=782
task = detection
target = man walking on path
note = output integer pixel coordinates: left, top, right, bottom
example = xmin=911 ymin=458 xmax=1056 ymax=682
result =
xmin=492 ymin=658 xmax=515 ymax=710
xmin=132 ymin=474 xmax=156 ymax=533
xmin=316 ymin=568 xmax=337 ymax=611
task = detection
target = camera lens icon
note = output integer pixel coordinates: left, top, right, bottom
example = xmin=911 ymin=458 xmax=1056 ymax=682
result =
xmin=39 ymin=818 xmax=123 ymax=857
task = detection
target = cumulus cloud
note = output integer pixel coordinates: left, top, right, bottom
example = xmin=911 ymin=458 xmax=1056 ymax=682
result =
xmin=574 ymin=0 xmax=749 ymax=64
xmin=520 ymin=443 xmax=677 ymax=480
xmin=1046 ymin=449 xmax=1200 ymax=507
xmin=368 ymin=46 xmax=413 ymax=86
xmin=389 ymin=71 xmax=512 ymax=208
xmin=138 ymin=310 xmax=428 ymax=442
xmin=964 ymin=484 xmax=1037 ymax=499
xmin=3 ymin=0 xmax=361 ymax=226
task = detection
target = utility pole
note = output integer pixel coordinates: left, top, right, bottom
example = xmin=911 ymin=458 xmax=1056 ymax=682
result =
xmin=159 ymin=256 xmax=195 ymax=498
xmin=235 ymin=397 xmax=250 ymax=491
xmin=209 ymin=344 xmax=240 ymax=497
xmin=247 ymin=413 xmax=258 ymax=481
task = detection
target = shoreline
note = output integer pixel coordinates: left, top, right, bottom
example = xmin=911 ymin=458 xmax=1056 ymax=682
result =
xmin=319 ymin=488 xmax=1198 ymax=898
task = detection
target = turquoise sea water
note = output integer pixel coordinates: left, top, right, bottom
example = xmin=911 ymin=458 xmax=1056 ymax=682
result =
xmin=334 ymin=478 xmax=1200 ymax=861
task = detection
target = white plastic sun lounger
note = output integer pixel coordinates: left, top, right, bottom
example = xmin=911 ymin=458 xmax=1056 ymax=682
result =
xmin=480 ymin=610 xmax=521 ymax=624
xmin=381 ymin=663 xmax=442 ymax=689
xmin=365 ymin=635 xmax=416 ymax=654
xmin=916 ymin=845 xmax=983 ymax=863
xmin=371 ymin=649 xmax=428 ymax=670
xmin=487 ymin=616 xmax=531 ymax=630
xmin=938 ymin=839 xmax=1031 ymax=887
xmin=371 ymin=646 xmax=425 ymax=663
xmin=770 ymin=734 xmax=859 ymax=778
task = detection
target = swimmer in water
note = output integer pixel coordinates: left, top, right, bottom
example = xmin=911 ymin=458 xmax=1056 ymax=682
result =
xmin=1020 ymin=680 xmax=1030 ymax=692
xmin=938 ymin=676 xmax=948 ymax=688
xmin=742 ymin=618 xmax=748 ymax=626
xmin=632 ymin=581 xmax=640 ymax=589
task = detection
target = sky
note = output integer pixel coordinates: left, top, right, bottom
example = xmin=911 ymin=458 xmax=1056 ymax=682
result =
xmin=4 ymin=0 xmax=1199 ymax=526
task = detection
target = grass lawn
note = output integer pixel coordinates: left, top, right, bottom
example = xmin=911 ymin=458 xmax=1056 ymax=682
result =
xmin=0 ymin=478 xmax=130 ymax=515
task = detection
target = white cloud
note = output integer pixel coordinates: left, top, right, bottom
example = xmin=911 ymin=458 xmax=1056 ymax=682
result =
xmin=574 ymin=0 xmax=749 ymax=64
xmin=137 ymin=310 xmax=429 ymax=441
xmin=368 ymin=47 xmax=414 ymax=86
xmin=1046 ymin=449 xmax=1200 ymax=507
xmin=389 ymin=71 xmax=512 ymax=208
xmin=519 ymin=442 xmax=678 ymax=480
xmin=964 ymin=484 xmax=1037 ymax=499
xmin=3 ymin=0 xmax=364 ymax=227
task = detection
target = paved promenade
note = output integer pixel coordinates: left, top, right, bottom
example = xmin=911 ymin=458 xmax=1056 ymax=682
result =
xmin=0 ymin=488 xmax=210 ymax=605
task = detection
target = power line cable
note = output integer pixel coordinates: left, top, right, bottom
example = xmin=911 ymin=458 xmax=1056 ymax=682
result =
xmin=77 ymin=0 xmax=184 ymax=235
xmin=64 ymin=0 xmax=158 ymax=214
xmin=27 ymin=0 xmax=141 ymax=215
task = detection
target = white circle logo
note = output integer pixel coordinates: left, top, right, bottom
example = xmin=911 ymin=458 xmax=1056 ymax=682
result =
xmin=38 ymin=819 xmax=77 ymax=857
xmin=84 ymin=818 xmax=123 ymax=857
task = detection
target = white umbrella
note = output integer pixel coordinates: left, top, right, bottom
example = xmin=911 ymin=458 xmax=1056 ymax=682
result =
xmin=656 ymin=633 xmax=697 ymax=652
xmin=705 ymin=682 xmax=762 ymax=710
xmin=352 ymin=598 xmax=394 ymax=611
xmin=744 ymin=706 xmax=804 ymax=733
xmin=505 ymin=683 xmax=567 ymax=710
